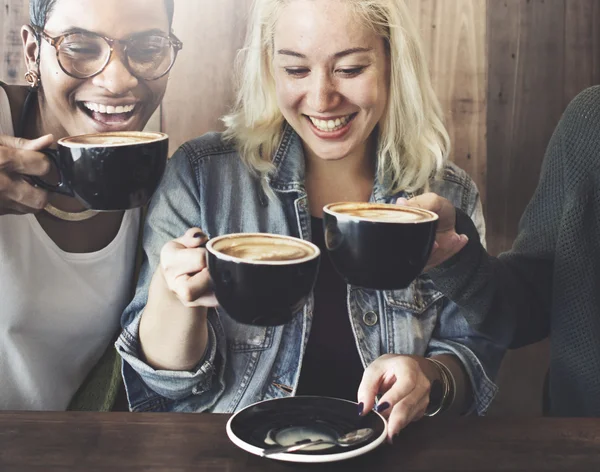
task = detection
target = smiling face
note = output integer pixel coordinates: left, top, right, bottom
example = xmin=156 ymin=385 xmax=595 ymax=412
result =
xmin=26 ymin=0 xmax=171 ymax=138
xmin=272 ymin=0 xmax=389 ymax=164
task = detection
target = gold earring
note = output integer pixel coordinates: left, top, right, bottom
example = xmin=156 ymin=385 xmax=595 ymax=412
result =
xmin=24 ymin=70 xmax=40 ymax=89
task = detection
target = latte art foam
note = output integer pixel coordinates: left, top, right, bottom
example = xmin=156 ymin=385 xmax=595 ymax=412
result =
xmin=342 ymin=208 xmax=426 ymax=222
xmin=67 ymin=135 xmax=152 ymax=145
xmin=328 ymin=203 xmax=435 ymax=223
xmin=61 ymin=131 xmax=165 ymax=147
xmin=216 ymin=236 xmax=315 ymax=262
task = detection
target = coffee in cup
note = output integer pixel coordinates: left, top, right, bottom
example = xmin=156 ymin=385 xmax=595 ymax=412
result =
xmin=64 ymin=133 xmax=157 ymax=145
xmin=206 ymin=233 xmax=320 ymax=326
xmin=216 ymin=234 xmax=315 ymax=262
xmin=323 ymin=202 xmax=438 ymax=290
xmin=29 ymin=131 xmax=168 ymax=211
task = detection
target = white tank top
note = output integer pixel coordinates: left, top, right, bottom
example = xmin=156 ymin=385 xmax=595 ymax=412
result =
xmin=0 ymin=86 xmax=140 ymax=410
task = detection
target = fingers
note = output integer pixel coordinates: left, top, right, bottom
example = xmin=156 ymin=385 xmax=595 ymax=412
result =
xmin=423 ymin=232 xmax=468 ymax=272
xmin=398 ymin=192 xmax=456 ymax=232
xmin=357 ymin=354 xmax=420 ymax=414
xmin=175 ymin=227 xmax=209 ymax=248
xmin=0 ymin=174 xmax=48 ymax=215
xmin=160 ymin=228 xmax=216 ymax=308
xmin=0 ymin=135 xmax=53 ymax=215
xmin=169 ymin=267 xmax=219 ymax=308
xmin=357 ymin=355 xmax=431 ymax=442
xmin=357 ymin=355 xmax=388 ymax=415
xmin=161 ymin=243 xmax=207 ymax=277
xmin=397 ymin=193 xmax=469 ymax=270
xmin=0 ymin=134 xmax=54 ymax=151
xmin=0 ymin=135 xmax=53 ymax=175
xmin=398 ymin=192 xmax=445 ymax=214
xmin=385 ymin=390 xmax=429 ymax=443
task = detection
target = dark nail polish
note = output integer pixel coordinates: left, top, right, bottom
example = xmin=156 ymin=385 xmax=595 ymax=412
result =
xmin=193 ymin=232 xmax=203 ymax=239
xmin=375 ymin=401 xmax=390 ymax=413
xmin=357 ymin=402 xmax=364 ymax=416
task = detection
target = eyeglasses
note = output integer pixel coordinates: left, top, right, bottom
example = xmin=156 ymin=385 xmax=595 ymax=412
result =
xmin=33 ymin=26 xmax=183 ymax=81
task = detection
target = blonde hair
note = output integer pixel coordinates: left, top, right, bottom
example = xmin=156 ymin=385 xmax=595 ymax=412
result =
xmin=223 ymin=0 xmax=450 ymax=196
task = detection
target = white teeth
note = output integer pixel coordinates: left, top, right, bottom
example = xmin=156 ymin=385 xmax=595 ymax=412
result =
xmin=309 ymin=114 xmax=352 ymax=132
xmin=83 ymin=102 xmax=135 ymax=114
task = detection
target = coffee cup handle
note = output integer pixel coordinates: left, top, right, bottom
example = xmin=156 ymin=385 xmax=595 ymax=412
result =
xmin=28 ymin=149 xmax=74 ymax=197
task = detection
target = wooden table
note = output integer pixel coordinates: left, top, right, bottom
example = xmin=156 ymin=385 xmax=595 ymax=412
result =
xmin=1 ymin=412 xmax=599 ymax=471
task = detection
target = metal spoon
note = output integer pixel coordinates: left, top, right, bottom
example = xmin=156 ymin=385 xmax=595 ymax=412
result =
xmin=261 ymin=427 xmax=375 ymax=457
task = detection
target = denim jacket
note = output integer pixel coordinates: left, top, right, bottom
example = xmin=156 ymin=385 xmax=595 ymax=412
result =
xmin=116 ymin=124 xmax=505 ymax=414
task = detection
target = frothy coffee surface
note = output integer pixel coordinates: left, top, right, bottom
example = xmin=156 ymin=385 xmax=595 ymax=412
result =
xmin=62 ymin=132 xmax=164 ymax=147
xmin=330 ymin=203 xmax=434 ymax=223
xmin=343 ymin=208 xmax=425 ymax=222
xmin=215 ymin=235 xmax=315 ymax=262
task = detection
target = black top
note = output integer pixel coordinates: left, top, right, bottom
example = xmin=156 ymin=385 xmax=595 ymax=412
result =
xmin=296 ymin=216 xmax=364 ymax=401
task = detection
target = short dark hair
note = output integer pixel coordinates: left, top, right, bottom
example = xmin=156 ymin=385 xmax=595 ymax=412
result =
xmin=30 ymin=0 xmax=175 ymax=29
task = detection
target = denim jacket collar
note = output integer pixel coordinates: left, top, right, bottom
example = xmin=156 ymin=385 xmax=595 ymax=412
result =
xmin=266 ymin=123 xmax=306 ymax=193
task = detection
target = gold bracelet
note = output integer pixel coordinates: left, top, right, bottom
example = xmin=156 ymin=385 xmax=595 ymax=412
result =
xmin=424 ymin=357 xmax=456 ymax=416
xmin=430 ymin=357 xmax=457 ymax=412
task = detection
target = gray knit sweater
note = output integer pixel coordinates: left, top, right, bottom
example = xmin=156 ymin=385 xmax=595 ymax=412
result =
xmin=429 ymin=86 xmax=600 ymax=417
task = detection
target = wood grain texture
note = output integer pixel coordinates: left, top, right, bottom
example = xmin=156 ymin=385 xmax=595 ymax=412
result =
xmin=486 ymin=0 xmax=565 ymax=255
xmin=0 ymin=0 xmax=29 ymax=85
xmin=406 ymin=0 xmax=487 ymax=203
xmin=2 ymin=412 xmax=600 ymax=472
xmin=564 ymin=0 xmax=600 ymax=104
xmin=161 ymin=0 xmax=253 ymax=154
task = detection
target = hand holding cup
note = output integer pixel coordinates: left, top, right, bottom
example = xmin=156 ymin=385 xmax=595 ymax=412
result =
xmin=160 ymin=228 xmax=218 ymax=308
xmin=396 ymin=193 xmax=469 ymax=271
xmin=0 ymin=134 xmax=53 ymax=215
xmin=323 ymin=202 xmax=439 ymax=290
xmin=205 ymin=233 xmax=320 ymax=326
xmin=31 ymin=131 xmax=168 ymax=211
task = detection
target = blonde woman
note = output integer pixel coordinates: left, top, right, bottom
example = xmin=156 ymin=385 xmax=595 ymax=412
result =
xmin=118 ymin=0 xmax=505 ymax=440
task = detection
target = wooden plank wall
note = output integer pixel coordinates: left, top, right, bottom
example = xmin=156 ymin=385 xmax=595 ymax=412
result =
xmin=0 ymin=0 xmax=29 ymax=84
xmin=407 ymin=0 xmax=487 ymax=202
xmin=161 ymin=0 xmax=253 ymax=154
xmin=2 ymin=0 xmax=599 ymax=417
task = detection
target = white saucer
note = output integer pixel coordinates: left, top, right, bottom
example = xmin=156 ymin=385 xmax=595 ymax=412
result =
xmin=226 ymin=396 xmax=387 ymax=463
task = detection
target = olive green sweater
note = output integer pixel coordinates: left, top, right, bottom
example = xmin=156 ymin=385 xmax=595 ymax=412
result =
xmin=429 ymin=86 xmax=600 ymax=417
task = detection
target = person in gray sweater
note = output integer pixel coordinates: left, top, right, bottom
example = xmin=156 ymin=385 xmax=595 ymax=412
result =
xmin=403 ymin=86 xmax=600 ymax=417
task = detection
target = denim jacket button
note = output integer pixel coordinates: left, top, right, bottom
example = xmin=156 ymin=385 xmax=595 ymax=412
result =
xmin=363 ymin=311 xmax=378 ymax=326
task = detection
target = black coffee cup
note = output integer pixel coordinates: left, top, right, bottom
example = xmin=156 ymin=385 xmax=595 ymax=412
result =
xmin=205 ymin=233 xmax=320 ymax=326
xmin=323 ymin=202 xmax=439 ymax=290
xmin=30 ymin=131 xmax=168 ymax=211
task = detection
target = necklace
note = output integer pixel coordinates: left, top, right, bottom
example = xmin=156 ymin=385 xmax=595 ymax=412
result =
xmin=43 ymin=203 xmax=100 ymax=222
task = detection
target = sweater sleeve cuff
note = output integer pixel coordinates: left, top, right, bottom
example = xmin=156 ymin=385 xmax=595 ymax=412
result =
xmin=427 ymin=209 xmax=483 ymax=283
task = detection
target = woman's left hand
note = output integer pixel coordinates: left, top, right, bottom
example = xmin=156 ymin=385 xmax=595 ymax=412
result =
xmin=357 ymin=354 xmax=432 ymax=443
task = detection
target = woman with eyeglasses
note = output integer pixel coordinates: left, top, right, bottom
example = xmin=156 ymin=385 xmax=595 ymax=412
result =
xmin=117 ymin=0 xmax=506 ymax=442
xmin=0 ymin=0 xmax=180 ymax=411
